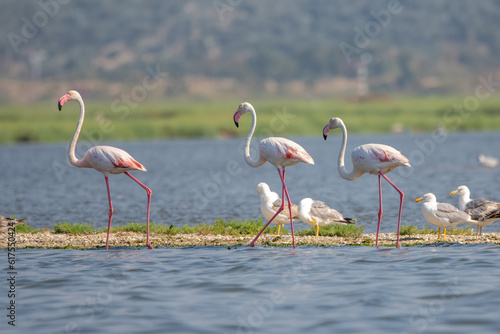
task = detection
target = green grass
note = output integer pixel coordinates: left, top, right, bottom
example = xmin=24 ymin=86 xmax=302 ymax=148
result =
xmin=53 ymin=222 xmax=96 ymax=235
xmin=298 ymin=224 xmax=365 ymax=238
xmin=13 ymin=223 xmax=45 ymax=234
xmin=19 ymin=218 xmax=282 ymax=236
xmin=400 ymin=224 xmax=474 ymax=236
xmin=2 ymin=96 xmax=500 ymax=144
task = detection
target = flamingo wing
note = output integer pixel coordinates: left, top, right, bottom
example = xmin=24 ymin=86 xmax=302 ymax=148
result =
xmin=84 ymin=146 xmax=146 ymax=174
xmin=259 ymin=137 xmax=314 ymax=167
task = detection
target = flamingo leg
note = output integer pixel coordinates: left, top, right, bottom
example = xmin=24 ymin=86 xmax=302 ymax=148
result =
xmin=249 ymin=167 xmax=296 ymax=247
xmin=378 ymin=171 xmax=404 ymax=249
xmin=104 ymin=176 xmax=113 ymax=250
xmin=279 ymin=167 xmax=296 ymax=248
xmin=375 ymin=174 xmax=383 ymax=248
xmin=124 ymin=172 xmax=153 ymax=250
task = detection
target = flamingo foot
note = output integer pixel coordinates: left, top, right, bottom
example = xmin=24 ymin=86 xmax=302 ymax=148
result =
xmin=396 ymin=241 xmax=401 ymax=249
xmin=147 ymin=242 xmax=153 ymax=250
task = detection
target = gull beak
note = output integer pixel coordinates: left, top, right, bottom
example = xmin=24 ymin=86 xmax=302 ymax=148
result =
xmin=415 ymin=198 xmax=423 ymax=203
xmin=450 ymin=190 xmax=458 ymax=195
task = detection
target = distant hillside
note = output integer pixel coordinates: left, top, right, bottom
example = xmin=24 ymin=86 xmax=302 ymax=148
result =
xmin=2 ymin=0 xmax=500 ymax=102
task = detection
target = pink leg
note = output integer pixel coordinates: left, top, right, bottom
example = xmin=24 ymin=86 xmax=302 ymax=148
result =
xmin=104 ymin=176 xmax=113 ymax=250
xmin=379 ymin=171 xmax=403 ymax=249
xmin=279 ymin=168 xmax=296 ymax=248
xmin=125 ymin=172 xmax=153 ymax=250
xmin=376 ymin=174 xmax=383 ymax=249
xmin=249 ymin=168 xmax=288 ymax=247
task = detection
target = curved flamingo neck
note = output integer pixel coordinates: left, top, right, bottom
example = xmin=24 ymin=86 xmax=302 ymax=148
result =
xmin=337 ymin=122 xmax=362 ymax=181
xmin=68 ymin=96 xmax=87 ymax=168
xmin=243 ymin=106 xmax=266 ymax=168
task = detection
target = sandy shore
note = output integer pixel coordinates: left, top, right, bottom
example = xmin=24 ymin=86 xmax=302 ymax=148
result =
xmin=2 ymin=232 xmax=500 ymax=249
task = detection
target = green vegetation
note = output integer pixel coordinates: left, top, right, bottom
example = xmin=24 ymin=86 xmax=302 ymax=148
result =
xmin=23 ymin=218 xmax=282 ymax=236
xmin=298 ymin=224 xmax=364 ymax=238
xmin=400 ymin=224 xmax=474 ymax=236
xmin=14 ymin=223 xmax=45 ymax=234
xmin=2 ymin=96 xmax=500 ymax=144
xmin=3 ymin=2 xmax=500 ymax=95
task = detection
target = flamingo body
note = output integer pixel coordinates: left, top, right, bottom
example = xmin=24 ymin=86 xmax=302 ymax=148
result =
xmin=80 ymin=146 xmax=146 ymax=174
xmin=234 ymin=102 xmax=314 ymax=248
xmin=351 ymin=144 xmax=410 ymax=176
xmin=258 ymin=137 xmax=314 ymax=168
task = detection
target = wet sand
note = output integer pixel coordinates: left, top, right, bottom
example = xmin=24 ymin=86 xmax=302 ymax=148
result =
xmin=2 ymin=232 xmax=500 ymax=249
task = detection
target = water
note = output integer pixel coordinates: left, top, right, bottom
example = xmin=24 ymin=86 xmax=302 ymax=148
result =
xmin=3 ymin=245 xmax=500 ymax=333
xmin=1 ymin=132 xmax=500 ymax=233
xmin=2 ymin=132 xmax=500 ymax=333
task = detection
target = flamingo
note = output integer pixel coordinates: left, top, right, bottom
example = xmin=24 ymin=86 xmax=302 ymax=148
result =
xmin=450 ymin=185 xmax=500 ymax=235
xmin=415 ymin=193 xmax=478 ymax=241
xmin=256 ymin=182 xmax=300 ymax=236
xmin=298 ymin=198 xmax=354 ymax=237
xmin=0 ymin=216 xmax=27 ymax=233
xmin=58 ymin=90 xmax=153 ymax=250
xmin=323 ymin=117 xmax=410 ymax=249
xmin=234 ymin=102 xmax=314 ymax=248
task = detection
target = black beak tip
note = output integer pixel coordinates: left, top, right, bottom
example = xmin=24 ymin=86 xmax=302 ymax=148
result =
xmin=58 ymin=102 xmax=62 ymax=111
xmin=323 ymin=134 xmax=327 ymax=140
xmin=234 ymin=120 xmax=239 ymax=128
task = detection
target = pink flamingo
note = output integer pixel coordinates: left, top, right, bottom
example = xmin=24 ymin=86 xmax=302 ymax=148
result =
xmin=58 ymin=90 xmax=153 ymax=250
xmin=323 ymin=117 xmax=410 ymax=249
xmin=233 ymin=102 xmax=314 ymax=248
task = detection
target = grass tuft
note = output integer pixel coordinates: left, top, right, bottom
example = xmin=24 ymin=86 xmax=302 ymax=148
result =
xmin=53 ymin=222 xmax=96 ymax=235
xmin=400 ymin=224 xmax=475 ymax=236
xmin=298 ymin=224 xmax=364 ymax=238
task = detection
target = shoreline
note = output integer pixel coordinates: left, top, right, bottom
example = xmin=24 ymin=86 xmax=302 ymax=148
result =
xmin=3 ymin=232 xmax=500 ymax=249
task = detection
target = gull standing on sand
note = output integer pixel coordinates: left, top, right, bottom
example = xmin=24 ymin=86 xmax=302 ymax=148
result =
xmin=450 ymin=185 xmax=500 ymax=235
xmin=415 ymin=193 xmax=478 ymax=241
xmin=0 ymin=216 xmax=26 ymax=233
xmin=323 ymin=117 xmax=410 ymax=248
xmin=257 ymin=182 xmax=300 ymax=236
xmin=298 ymin=198 xmax=354 ymax=237
xmin=234 ymin=102 xmax=314 ymax=248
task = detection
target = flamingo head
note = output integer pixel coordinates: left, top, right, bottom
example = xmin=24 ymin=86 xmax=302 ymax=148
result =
xmin=256 ymin=182 xmax=271 ymax=196
xmin=233 ymin=102 xmax=254 ymax=128
xmin=58 ymin=90 xmax=82 ymax=110
xmin=415 ymin=193 xmax=436 ymax=203
xmin=450 ymin=185 xmax=469 ymax=197
xmin=323 ymin=117 xmax=344 ymax=140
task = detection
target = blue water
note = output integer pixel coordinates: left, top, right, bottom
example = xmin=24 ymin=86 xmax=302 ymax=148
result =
xmin=2 ymin=132 xmax=500 ymax=333
xmin=2 ymin=244 xmax=500 ymax=333
xmin=1 ymin=132 xmax=500 ymax=234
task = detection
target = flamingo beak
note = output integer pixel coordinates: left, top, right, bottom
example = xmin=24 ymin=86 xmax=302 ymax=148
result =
xmin=450 ymin=190 xmax=458 ymax=195
xmin=233 ymin=110 xmax=242 ymax=128
xmin=323 ymin=124 xmax=330 ymax=140
xmin=415 ymin=198 xmax=423 ymax=203
xmin=58 ymin=94 xmax=71 ymax=111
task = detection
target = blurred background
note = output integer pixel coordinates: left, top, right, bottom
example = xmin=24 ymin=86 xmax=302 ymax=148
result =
xmin=1 ymin=0 xmax=500 ymax=230
xmin=2 ymin=0 xmax=500 ymax=103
